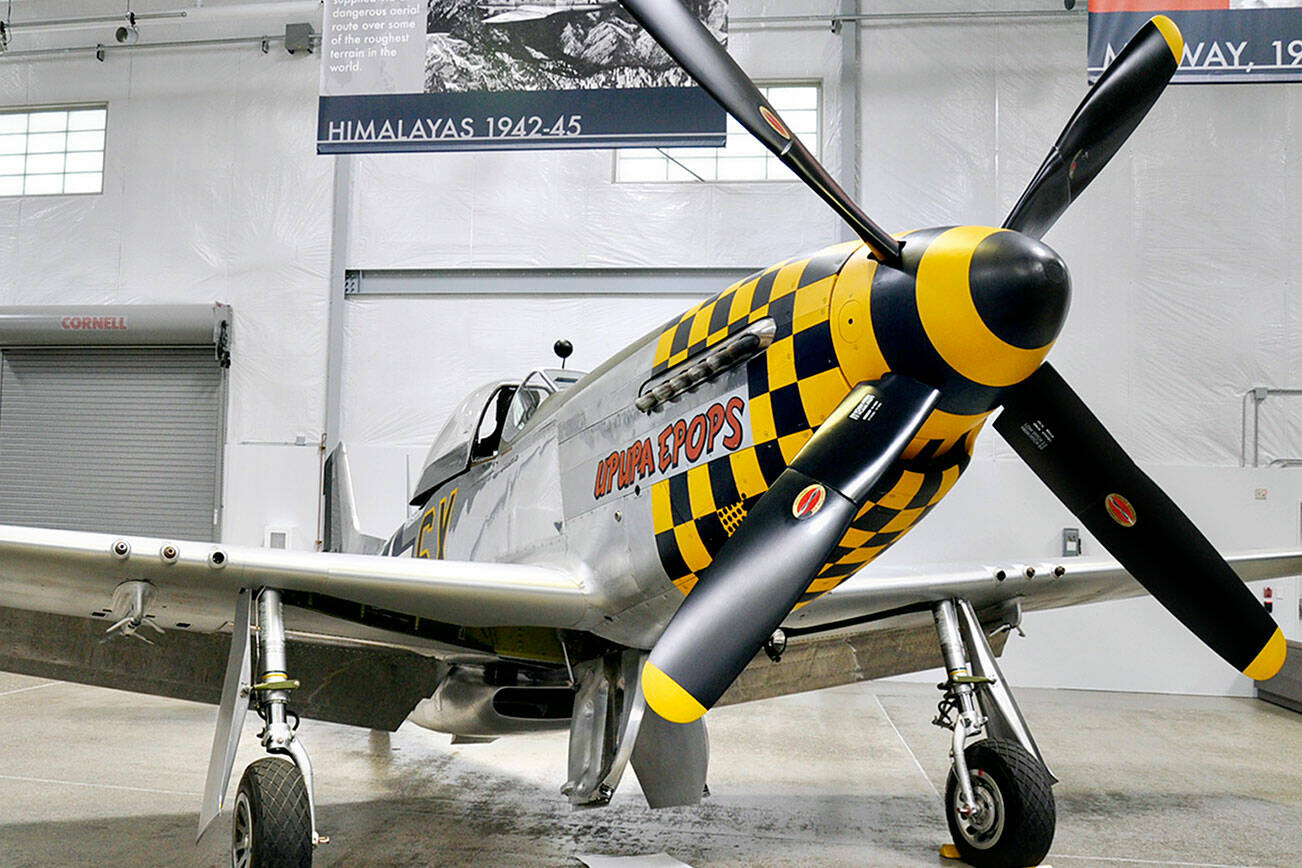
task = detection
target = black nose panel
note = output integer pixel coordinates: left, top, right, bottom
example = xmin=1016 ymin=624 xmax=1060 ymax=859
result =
xmin=968 ymin=232 xmax=1071 ymax=350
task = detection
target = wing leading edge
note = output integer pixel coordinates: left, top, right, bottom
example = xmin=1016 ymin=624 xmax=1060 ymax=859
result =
xmin=703 ymin=549 xmax=1302 ymax=709
xmin=785 ymin=549 xmax=1302 ymax=635
xmin=0 ymin=523 xmax=592 ymax=631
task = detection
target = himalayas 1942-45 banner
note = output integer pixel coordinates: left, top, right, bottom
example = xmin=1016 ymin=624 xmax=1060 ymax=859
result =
xmin=318 ymin=0 xmax=727 ymax=153
xmin=1089 ymin=0 xmax=1302 ymax=83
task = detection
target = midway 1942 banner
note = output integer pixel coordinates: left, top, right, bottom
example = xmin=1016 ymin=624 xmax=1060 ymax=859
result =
xmin=318 ymin=1 xmax=727 ymax=153
xmin=1089 ymin=0 xmax=1302 ymax=83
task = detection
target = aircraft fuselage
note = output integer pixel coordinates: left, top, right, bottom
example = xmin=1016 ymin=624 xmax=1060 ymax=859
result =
xmin=391 ymin=226 xmax=1070 ymax=650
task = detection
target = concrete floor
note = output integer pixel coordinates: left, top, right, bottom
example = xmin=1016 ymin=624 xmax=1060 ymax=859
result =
xmin=0 ymin=672 xmax=1298 ymax=868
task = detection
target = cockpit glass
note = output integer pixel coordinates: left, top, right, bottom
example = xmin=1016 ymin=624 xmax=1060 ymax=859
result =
xmin=500 ymin=371 xmax=554 ymax=445
xmin=423 ymin=380 xmax=515 ymax=470
xmin=422 ymin=368 xmax=587 ymax=472
xmin=498 ymin=368 xmax=584 ymax=445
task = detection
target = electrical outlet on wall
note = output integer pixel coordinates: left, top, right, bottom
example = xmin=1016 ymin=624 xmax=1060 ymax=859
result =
xmin=264 ymin=526 xmax=294 ymax=549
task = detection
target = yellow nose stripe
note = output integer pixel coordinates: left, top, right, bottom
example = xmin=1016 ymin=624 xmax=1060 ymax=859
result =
xmin=642 ymin=660 xmax=707 ymax=723
xmin=1242 ymin=628 xmax=1287 ymax=682
xmin=915 ymin=225 xmax=1053 ymax=388
xmin=1151 ymin=15 xmax=1184 ymax=66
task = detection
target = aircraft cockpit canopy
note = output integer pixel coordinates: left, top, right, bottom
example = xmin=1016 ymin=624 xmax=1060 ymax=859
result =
xmin=500 ymin=367 xmax=582 ymax=444
xmin=410 ymin=368 xmax=585 ymax=506
xmin=423 ymin=380 xmax=516 ymax=473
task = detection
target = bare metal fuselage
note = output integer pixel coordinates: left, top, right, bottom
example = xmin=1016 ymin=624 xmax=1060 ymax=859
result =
xmin=388 ymin=229 xmax=1064 ymax=655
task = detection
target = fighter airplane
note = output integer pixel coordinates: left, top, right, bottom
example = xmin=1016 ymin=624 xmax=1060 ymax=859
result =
xmin=0 ymin=3 xmax=1295 ymax=867
xmin=481 ymin=1 xmax=619 ymax=26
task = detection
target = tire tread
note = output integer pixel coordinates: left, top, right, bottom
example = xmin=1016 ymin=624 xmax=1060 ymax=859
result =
xmin=945 ymin=737 xmax=1055 ymax=868
xmin=239 ymin=757 xmax=312 ymax=868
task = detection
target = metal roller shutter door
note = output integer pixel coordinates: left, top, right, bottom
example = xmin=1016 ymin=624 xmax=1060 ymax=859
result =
xmin=0 ymin=347 xmax=223 ymax=540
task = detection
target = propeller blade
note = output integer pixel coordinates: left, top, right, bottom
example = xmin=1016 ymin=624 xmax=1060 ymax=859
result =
xmin=1003 ymin=15 xmax=1183 ymax=239
xmin=620 ymin=0 xmax=902 ymax=267
xmin=642 ymin=375 xmax=940 ymax=723
xmin=994 ymin=364 xmax=1286 ymax=681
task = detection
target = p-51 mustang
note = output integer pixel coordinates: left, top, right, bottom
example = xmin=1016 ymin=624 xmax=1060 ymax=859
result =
xmin=0 ymin=4 xmax=1295 ymax=867
xmin=481 ymin=1 xmax=619 ymax=26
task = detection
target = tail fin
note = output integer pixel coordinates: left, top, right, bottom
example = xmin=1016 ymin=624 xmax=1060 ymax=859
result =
xmin=323 ymin=443 xmax=386 ymax=555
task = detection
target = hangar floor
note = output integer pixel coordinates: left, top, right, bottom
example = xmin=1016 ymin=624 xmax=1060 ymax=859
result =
xmin=0 ymin=671 xmax=1298 ymax=868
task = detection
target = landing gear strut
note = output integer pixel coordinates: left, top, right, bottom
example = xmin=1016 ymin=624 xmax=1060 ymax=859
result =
xmin=932 ymin=599 xmax=1055 ymax=868
xmin=198 ymin=588 xmax=322 ymax=867
xmin=230 ymin=588 xmax=322 ymax=867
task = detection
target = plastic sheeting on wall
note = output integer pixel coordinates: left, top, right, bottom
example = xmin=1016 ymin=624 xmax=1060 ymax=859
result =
xmin=0 ymin=11 xmax=334 ymax=447
xmin=340 ymin=293 xmax=707 ymax=448
xmin=346 ymin=1 xmax=847 ymax=270
xmin=343 ymin=0 xmax=1300 ymax=467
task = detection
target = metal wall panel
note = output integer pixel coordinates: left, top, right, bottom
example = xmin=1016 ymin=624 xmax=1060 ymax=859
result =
xmin=347 ymin=268 xmax=758 ymax=296
xmin=0 ymin=348 xmax=224 ymax=540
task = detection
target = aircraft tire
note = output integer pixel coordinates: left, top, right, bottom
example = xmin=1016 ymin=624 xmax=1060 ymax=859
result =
xmin=231 ymin=757 xmax=313 ymax=868
xmin=944 ymin=737 xmax=1055 ymax=868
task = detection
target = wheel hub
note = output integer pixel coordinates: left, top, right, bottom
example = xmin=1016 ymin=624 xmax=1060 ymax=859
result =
xmin=231 ymin=791 xmax=252 ymax=868
xmin=954 ymin=769 xmax=1006 ymax=850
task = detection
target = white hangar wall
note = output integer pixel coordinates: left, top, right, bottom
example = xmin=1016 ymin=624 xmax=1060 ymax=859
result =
xmin=345 ymin=4 xmax=846 ymax=270
xmin=344 ymin=0 xmax=1302 ymax=465
xmin=0 ymin=1 xmax=1295 ymax=695
xmin=0 ymin=3 xmax=333 ymax=549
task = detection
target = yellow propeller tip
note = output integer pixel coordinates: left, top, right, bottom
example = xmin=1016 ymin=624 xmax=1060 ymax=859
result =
xmin=1242 ymin=628 xmax=1287 ymax=682
xmin=641 ymin=661 xmax=707 ymax=723
xmin=1150 ymin=15 xmax=1184 ymax=65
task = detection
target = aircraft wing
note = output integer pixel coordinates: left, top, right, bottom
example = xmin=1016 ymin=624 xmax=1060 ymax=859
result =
xmin=786 ymin=549 xmax=1302 ymax=633
xmin=713 ymin=549 xmax=1302 ymax=707
xmin=0 ymin=523 xmax=592 ymax=733
xmin=0 ymin=523 xmax=591 ymax=632
xmin=484 ymin=5 xmax=606 ymax=24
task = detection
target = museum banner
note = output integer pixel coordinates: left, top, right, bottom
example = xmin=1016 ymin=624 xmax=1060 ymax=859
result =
xmin=318 ymin=0 xmax=727 ymax=153
xmin=1089 ymin=0 xmax=1302 ymax=83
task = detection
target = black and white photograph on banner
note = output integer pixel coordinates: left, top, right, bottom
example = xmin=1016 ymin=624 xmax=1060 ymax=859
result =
xmin=423 ymin=0 xmax=727 ymax=92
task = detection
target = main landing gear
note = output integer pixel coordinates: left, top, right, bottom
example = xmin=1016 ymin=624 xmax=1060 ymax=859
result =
xmin=199 ymin=588 xmax=322 ymax=868
xmin=931 ymin=599 xmax=1055 ymax=868
xmin=231 ymin=588 xmax=322 ymax=868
